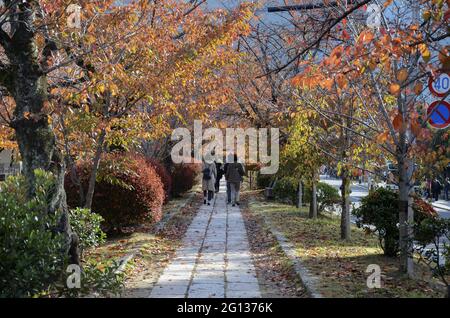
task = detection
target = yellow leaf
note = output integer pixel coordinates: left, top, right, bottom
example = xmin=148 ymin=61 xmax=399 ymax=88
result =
xmin=98 ymin=83 xmax=105 ymax=94
xmin=85 ymin=34 xmax=96 ymax=45
xmin=419 ymin=44 xmax=431 ymax=62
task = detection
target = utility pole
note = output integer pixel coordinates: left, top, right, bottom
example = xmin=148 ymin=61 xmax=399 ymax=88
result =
xmin=267 ymin=0 xmax=359 ymax=13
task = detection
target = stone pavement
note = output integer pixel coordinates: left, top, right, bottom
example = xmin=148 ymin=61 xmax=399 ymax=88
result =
xmin=149 ymin=180 xmax=261 ymax=298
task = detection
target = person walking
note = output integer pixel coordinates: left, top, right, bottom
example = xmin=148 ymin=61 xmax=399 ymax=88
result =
xmin=214 ymin=159 xmax=223 ymax=193
xmin=444 ymin=177 xmax=450 ymax=201
xmin=224 ymin=153 xmax=233 ymax=204
xmin=225 ymin=153 xmax=245 ymax=207
xmin=202 ymin=154 xmax=217 ymax=205
xmin=431 ymin=178 xmax=442 ymax=202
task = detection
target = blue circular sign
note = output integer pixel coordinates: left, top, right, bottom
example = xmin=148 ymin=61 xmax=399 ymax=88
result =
xmin=427 ymin=100 xmax=450 ymax=129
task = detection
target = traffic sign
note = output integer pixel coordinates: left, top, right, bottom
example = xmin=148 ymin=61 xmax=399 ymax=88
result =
xmin=428 ymin=73 xmax=450 ymax=97
xmin=427 ymin=100 xmax=450 ymax=129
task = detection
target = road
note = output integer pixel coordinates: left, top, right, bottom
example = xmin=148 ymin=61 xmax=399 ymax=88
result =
xmin=319 ymin=175 xmax=450 ymax=220
xmin=320 ymin=175 xmax=449 ymax=261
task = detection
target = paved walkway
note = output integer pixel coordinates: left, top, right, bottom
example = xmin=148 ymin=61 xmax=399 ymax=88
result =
xmin=150 ymin=180 xmax=261 ymax=298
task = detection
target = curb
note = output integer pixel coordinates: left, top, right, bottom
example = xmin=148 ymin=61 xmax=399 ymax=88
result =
xmin=432 ymin=203 xmax=450 ymax=212
xmin=262 ymin=216 xmax=323 ymax=298
xmin=116 ymin=252 xmax=137 ymax=274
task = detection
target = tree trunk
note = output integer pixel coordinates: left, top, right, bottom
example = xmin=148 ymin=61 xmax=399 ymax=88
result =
xmin=309 ymin=177 xmax=317 ymax=219
xmin=5 ymin=4 xmax=79 ymax=265
xmin=296 ymin=180 xmax=303 ymax=208
xmin=340 ymin=171 xmax=351 ymax=240
xmin=61 ymin=112 xmax=85 ymax=207
xmin=84 ymin=129 xmax=106 ymax=209
xmin=398 ymin=154 xmax=413 ymax=274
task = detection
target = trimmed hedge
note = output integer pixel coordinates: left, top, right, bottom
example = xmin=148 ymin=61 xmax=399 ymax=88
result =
xmin=65 ymin=153 xmax=164 ymax=232
xmin=146 ymin=158 xmax=172 ymax=203
xmin=170 ymin=163 xmax=200 ymax=197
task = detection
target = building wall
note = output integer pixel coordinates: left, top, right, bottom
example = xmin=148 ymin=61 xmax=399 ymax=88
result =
xmin=0 ymin=149 xmax=12 ymax=166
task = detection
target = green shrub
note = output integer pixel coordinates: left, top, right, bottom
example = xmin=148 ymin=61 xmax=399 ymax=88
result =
xmin=304 ymin=182 xmax=340 ymax=213
xmin=69 ymin=208 xmax=106 ymax=253
xmin=317 ymin=182 xmax=340 ymax=213
xmin=353 ymin=188 xmax=438 ymax=257
xmin=273 ymin=177 xmax=297 ymax=204
xmin=0 ymin=170 xmax=66 ymax=297
xmin=0 ymin=170 xmax=125 ymax=298
xmin=256 ymin=173 xmax=273 ymax=189
xmin=56 ymin=260 xmax=124 ymax=298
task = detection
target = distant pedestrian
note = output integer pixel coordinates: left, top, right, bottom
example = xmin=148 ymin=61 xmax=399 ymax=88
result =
xmin=225 ymin=154 xmax=245 ymax=207
xmin=444 ymin=177 xmax=450 ymax=201
xmin=431 ymin=178 xmax=442 ymax=201
xmin=224 ymin=153 xmax=233 ymax=204
xmin=202 ymin=154 xmax=217 ymax=206
xmin=214 ymin=159 xmax=224 ymax=193
xmin=426 ymin=179 xmax=432 ymax=199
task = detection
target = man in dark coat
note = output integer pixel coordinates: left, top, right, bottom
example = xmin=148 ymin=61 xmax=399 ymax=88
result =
xmin=431 ymin=178 xmax=442 ymax=201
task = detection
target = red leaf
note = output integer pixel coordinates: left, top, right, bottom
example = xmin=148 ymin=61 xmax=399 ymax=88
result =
xmin=393 ymin=113 xmax=403 ymax=131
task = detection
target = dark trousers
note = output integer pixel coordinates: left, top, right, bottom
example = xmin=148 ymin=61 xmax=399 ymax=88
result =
xmin=226 ymin=182 xmax=231 ymax=203
xmin=433 ymin=191 xmax=439 ymax=201
xmin=215 ymin=176 xmax=221 ymax=192
xmin=203 ymin=190 xmax=214 ymax=201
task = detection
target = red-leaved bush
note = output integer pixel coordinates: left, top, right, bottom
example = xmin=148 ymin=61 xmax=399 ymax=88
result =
xmin=171 ymin=163 xmax=200 ymax=197
xmin=146 ymin=158 xmax=172 ymax=203
xmin=65 ymin=153 xmax=164 ymax=232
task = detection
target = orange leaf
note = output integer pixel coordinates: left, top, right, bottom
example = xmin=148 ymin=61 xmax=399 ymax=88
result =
xmin=414 ymin=82 xmax=423 ymax=95
xmin=411 ymin=120 xmax=422 ymax=136
xmin=389 ymin=83 xmax=400 ymax=95
xmin=397 ymin=69 xmax=408 ymax=82
xmin=376 ymin=132 xmax=389 ymax=143
xmin=323 ymin=78 xmax=334 ymax=90
xmin=335 ymin=74 xmax=348 ymax=89
xmin=359 ymin=30 xmax=374 ymax=44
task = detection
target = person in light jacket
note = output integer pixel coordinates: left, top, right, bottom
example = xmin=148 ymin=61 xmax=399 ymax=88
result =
xmin=225 ymin=153 xmax=245 ymax=206
xmin=202 ymin=154 xmax=217 ymax=205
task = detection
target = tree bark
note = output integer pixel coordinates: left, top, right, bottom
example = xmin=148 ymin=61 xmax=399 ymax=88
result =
xmin=398 ymin=153 xmax=413 ymax=274
xmin=309 ymin=175 xmax=317 ymax=219
xmin=340 ymin=170 xmax=351 ymax=240
xmin=296 ymin=180 xmax=303 ymax=208
xmin=84 ymin=129 xmax=106 ymax=209
xmin=4 ymin=1 xmax=79 ymax=265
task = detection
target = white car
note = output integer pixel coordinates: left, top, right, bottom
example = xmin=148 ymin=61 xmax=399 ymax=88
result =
xmin=377 ymin=182 xmax=399 ymax=191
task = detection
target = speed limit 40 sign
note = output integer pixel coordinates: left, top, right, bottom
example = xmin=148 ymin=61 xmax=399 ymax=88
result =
xmin=429 ymin=73 xmax=450 ymax=97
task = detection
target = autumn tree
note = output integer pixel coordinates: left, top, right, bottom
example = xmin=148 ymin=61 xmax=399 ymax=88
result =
xmin=0 ymin=0 xmax=254 ymax=266
xmin=287 ymin=0 xmax=449 ymax=273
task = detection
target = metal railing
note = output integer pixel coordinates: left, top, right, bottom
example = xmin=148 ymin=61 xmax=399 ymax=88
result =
xmin=0 ymin=165 xmax=21 ymax=181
